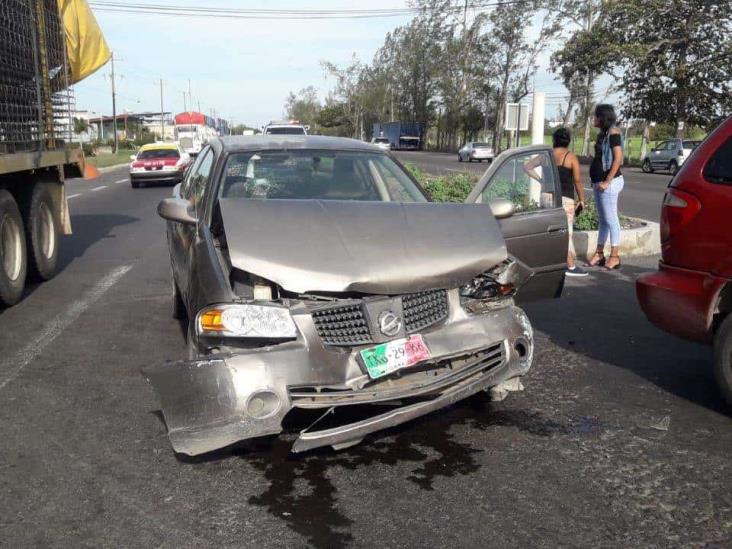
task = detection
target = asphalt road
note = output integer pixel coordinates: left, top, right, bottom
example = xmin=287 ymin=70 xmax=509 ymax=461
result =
xmin=394 ymin=150 xmax=674 ymax=222
xmin=1 ymin=165 xmax=730 ymax=548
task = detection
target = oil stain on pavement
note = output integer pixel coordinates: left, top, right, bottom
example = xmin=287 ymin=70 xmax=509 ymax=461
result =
xmin=240 ymin=396 xmax=602 ymax=547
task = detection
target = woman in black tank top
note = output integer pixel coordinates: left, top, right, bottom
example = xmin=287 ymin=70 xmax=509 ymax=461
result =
xmin=552 ymin=128 xmax=587 ymax=277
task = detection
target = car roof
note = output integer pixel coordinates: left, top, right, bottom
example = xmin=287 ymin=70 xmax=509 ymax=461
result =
xmin=218 ymin=135 xmax=381 ymax=153
xmin=139 ymin=142 xmax=178 ymax=151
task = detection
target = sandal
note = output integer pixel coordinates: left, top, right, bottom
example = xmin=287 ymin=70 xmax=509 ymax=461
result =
xmin=605 ymin=255 xmax=622 ymax=270
xmin=587 ymin=253 xmax=606 ymax=267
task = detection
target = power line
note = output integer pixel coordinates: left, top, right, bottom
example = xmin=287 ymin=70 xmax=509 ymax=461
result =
xmin=87 ymin=0 xmax=531 ymax=20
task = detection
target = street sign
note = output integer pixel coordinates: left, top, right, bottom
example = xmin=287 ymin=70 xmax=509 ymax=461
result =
xmin=505 ymin=103 xmax=529 ymax=131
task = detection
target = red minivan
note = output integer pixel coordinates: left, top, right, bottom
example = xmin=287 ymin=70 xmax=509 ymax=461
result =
xmin=637 ymin=116 xmax=732 ymax=404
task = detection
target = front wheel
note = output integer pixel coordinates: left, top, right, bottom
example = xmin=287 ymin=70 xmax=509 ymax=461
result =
xmin=669 ymin=160 xmax=679 ymax=175
xmin=713 ymin=314 xmax=732 ymax=406
xmin=458 ymin=154 xmax=463 ymax=162
xmin=22 ymin=182 xmax=59 ymax=281
xmin=642 ymin=159 xmax=654 ymax=173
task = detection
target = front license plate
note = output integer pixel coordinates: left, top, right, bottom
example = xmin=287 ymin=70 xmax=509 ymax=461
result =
xmin=359 ymin=335 xmax=431 ymax=379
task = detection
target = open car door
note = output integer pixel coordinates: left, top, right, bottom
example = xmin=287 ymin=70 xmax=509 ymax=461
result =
xmin=466 ymin=145 xmax=568 ymax=302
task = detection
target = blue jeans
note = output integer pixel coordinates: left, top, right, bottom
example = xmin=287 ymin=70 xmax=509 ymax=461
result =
xmin=593 ymin=175 xmax=624 ymax=247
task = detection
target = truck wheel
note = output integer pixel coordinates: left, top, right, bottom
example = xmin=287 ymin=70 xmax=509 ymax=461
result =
xmin=0 ymin=190 xmax=27 ymax=306
xmin=642 ymin=158 xmax=654 ymax=173
xmin=22 ymin=182 xmax=59 ymax=281
xmin=713 ymin=314 xmax=732 ymax=406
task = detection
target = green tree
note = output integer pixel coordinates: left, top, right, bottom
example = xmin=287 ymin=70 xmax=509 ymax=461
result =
xmin=600 ymin=0 xmax=732 ymax=136
xmin=284 ymin=86 xmax=322 ymax=129
xmin=73 ymin=117 xmax=89 ymax=136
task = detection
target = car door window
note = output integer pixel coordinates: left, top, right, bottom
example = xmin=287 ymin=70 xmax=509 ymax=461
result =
xmin=180 ymin=151 xmax=206 ymax=198
xmin=480 ymin=150 xmax=556 ymax=211
xmin=654 ymin=141 xmax=667 ymax=151
xmin=190 ymin=149 xmax=214 ymax=210
xmin=703 ymin=137 xmax=732 ymax=185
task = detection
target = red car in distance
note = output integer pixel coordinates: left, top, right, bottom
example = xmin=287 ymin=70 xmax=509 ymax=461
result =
xmin=637 ymin=116 xmax=732 ymax=404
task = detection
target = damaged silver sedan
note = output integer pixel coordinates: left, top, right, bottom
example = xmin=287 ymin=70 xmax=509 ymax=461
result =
xmin=147 ymin=136 xmax=567 ymax=455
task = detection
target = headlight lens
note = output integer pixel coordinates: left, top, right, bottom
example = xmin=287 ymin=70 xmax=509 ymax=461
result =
xmin=197 ymin=304 xmax=297 ymax=339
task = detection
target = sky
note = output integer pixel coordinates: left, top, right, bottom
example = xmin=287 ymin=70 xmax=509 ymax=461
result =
xmin=74 ymin=1 xmax=602 ymax=128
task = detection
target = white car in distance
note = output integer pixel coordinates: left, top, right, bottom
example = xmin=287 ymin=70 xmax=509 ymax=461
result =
xmin=458 ymin=142 xmax=494 ymax=163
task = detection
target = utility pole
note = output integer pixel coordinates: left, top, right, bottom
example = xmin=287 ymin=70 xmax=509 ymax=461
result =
xmin=188 ymin=79 xmax=192 ymax=114
xmin=158 ymin=78 xmax=165 ymax=141
xmin=110 ymin=51 xmax=118 ymax=153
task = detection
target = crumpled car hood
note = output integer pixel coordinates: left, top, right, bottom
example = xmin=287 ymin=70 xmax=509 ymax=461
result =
xmin=219 ymin=198 xmax=507 ymax=294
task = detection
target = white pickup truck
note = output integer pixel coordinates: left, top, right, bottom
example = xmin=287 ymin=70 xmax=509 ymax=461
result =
xmin=262 ymin=121 xmax=310 ymax=135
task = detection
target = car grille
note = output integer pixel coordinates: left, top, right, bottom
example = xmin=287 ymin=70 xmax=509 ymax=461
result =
xmin=311 ymin=303 xmax=373 ymax=346
xmin=402 ymin=290 xmax=449 ymax=334
xmin=311 ymin=290 xmax=449 ymax=346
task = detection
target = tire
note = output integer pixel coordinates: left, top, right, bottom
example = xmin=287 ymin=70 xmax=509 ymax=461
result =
xmin=669 ymin=160 xmax=679 ymax=175
xmin=642 ymin=159 xmax=654 ymax=173
xmin=458 ymin=154 xmax=463 ymax=162
xmin=0 ymin=190 xmax=27 ymax=307
xmin=21 ymin=182 xmax=58 ymax=281
xmin=131 ymin=179 xmax=140 ymax=188
xmin=713 ymin=314 xmax=732 ymax=406
xmin=172 ymin=273 xmax=186 ymax=320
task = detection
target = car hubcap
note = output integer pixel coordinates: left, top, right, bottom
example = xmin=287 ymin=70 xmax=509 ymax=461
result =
xmin=39 ymin=202 xmax=55 ymax=259
xmin=1 ymin=215 xmax=22 ymax=281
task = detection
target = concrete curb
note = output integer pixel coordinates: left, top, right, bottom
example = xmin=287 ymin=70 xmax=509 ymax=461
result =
xmin=573 ymin=218 xmax=661 ymax=261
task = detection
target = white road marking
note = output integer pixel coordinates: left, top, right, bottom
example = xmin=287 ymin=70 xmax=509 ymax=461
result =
xmin=0 ymin=265 xmax=132 ymax=391
xmin=66 ymin=193 xmax=81 ymax=200
xmin=90 ymin=185 xmax=107 ymax=191
xmin=115 ymin=178 xmax=127 ymax=184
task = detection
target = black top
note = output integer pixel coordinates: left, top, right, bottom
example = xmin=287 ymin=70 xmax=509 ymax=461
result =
xmin=590 ymin=131 xmax=623 ymax=183
xmin=557 ymin=151 xmax=575 ymax=199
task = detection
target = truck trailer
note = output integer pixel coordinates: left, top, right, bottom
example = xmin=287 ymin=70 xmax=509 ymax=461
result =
xmin=372 ymin=122 xmax=425 ymax=150
xmin=0 ymin=0 xmax=110 ymax=307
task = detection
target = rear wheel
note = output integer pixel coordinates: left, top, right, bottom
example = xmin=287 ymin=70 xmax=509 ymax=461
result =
xmin=669 ymin=160 xmax=679 ymax=175
xmin=22 ymin=182 xmax=58 ymax=281
xmin=0 ymin=190 xmax=27 ymax=306
xmin=713 ymin=314 xmax=732 ymax=406
xmin=642 ymin=158 xmax=654 ymax=173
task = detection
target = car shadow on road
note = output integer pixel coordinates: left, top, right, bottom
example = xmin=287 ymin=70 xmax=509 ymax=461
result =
xmin=523 ymin=262 xmax=731 ymax=417
xmin=57 ymin=213 xmax=139 ymax=272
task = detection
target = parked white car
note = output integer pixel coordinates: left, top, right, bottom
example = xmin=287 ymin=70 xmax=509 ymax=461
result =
xmin=458 ymin=142 xmax=494 ymax=163
xmin=371 ymin=136 xmax=392 ymax=151
xmin=642 ymin=138 xmax=702 ymax=175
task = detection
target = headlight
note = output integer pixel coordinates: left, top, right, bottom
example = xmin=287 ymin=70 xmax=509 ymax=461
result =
xmin=197 ymin=304 xmax=297 ymax=339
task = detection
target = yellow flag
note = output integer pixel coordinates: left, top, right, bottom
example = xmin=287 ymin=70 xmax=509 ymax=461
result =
xmin=57 ymin=0 xmax=111 ymax=84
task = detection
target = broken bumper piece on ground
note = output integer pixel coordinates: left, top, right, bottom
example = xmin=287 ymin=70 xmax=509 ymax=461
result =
xmin=143 ymin=298 xmax=534 ymax=456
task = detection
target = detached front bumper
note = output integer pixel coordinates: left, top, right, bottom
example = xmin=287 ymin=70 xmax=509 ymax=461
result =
xmin=144 ymin=296 xmax=534 ymax=455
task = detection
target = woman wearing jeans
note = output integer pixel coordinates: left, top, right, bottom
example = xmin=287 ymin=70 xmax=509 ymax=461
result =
xmin=588 ymin=104 xmax=624 ymax=270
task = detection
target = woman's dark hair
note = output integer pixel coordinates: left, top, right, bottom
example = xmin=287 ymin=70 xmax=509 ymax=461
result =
xmin=594 ymin=104 xmax=617 ymax=130
xmin=552 ymin=127 xmax=571 ymax=148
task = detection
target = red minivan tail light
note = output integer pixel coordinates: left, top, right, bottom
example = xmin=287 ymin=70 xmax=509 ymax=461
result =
xmin=660 ymin=188 xmax=701 ymax=242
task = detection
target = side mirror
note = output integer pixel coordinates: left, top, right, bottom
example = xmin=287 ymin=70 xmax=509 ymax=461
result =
xmin=158 ymin=198 xmax=197 ymax=225
xmin=129 ymin=155 xmax=136 ymax=161
xmin=488 ymin=198 xmax=515 ymax=219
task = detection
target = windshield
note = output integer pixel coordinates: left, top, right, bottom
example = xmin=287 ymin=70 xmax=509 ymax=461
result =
xmin=682 ymin=140 xmax=701 ymax=149
xmin=374 ymin=138 xmax=390 ymax=144
xmin=176 ymin=125 xmax=197 ymax=134
xmin=265 ymin=127 xmax=306 ymax=135
xmin=137 ymin=149 xmax=180 ymax=160
xmin=220 ymin=150 xmax=427 ymax=202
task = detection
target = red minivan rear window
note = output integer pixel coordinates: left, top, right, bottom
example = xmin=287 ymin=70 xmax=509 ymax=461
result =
xmin=703 ymin=137 xmax=732 ymax=185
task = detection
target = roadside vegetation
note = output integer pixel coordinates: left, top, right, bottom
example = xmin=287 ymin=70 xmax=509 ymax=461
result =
xmin=284 ymin=1 xmax=729 ymax=157
xmin=86 ymin=150 xmax=135 ymax=168
xmin=406 ymin=162 xmax=633 ymax=231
